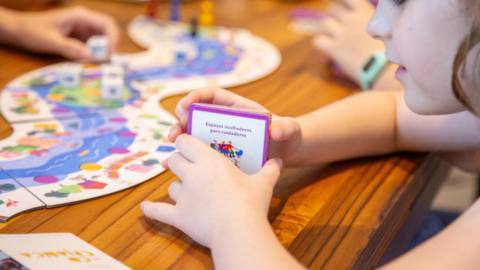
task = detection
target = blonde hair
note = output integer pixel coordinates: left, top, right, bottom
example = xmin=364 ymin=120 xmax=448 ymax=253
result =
xmin=452 ymin=2 xmax=480 ymax=114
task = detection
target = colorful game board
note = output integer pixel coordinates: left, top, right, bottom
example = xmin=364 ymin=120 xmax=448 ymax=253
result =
xmin=0 ymin=16 xmax=281 ymax=221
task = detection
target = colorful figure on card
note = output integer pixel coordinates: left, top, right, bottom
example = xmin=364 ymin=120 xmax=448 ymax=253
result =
xmin=210 ymin=140 xmax=244 ymax=166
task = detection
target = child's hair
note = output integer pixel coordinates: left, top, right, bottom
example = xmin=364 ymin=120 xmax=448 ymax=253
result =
xmin=452 ymin=1 xmax=480 ymax=114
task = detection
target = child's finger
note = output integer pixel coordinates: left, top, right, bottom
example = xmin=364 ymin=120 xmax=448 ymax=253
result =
xmin=167 ymin=152 xmax=193 ymax=179
xmin=313 ymin=34 xmax=335 ymax=52
xmin=161 ymin=158 xmax=169 ymax=169
xmin=67 ymin=6 xmax=120 ymax=51
xmin=141 ymin=201 xmax=178 ymax=227
xmin=175 ymin=134 xmax=214 ymax=163
xmin=316 ymin=18 xmax=341 ymax=38
xmin=51 ymin=35 xmax=91 ymax=60
xmin=255 ymin=158 xmax=283 ymax=188
xmin=270 ymin=117 xmax=300 ymax=142
xmin=175 ymin=88 xmax=232 ymax=125
xmin=168 ymin=181 xmax=182 ymax=202
xmin=328 ymin=4 xmax=349 ymax=22
xmin=168 ymin=123 xmax=183 ymax=142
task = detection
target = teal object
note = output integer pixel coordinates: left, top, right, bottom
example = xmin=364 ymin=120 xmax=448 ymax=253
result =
xmin=359 ymin=52 xmax=389 ymax=90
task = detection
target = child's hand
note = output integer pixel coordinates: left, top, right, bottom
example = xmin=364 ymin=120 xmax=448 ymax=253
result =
xmin=13 ymin=6 xmax=119 ymax=60
xmin=168 ymin=88 xmax=303 ymax=166
xmin=141 ymin=134 xmax=283 ymax=247
xmin=313 ymin=0 xmax=383 ymax=85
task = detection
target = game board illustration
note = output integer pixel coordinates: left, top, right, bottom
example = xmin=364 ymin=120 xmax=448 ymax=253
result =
xmin=0 ymin=16 xmax=281 ymax=221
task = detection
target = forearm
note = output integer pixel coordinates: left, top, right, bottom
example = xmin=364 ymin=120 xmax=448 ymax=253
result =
xmin=291 ymin=90 xmax=399 ymax=166
xmin=211 ymin=209 xmax=304 ymax=270
xmin=0 ymin=7 xmax=22 ymax=46
xmin=382 ymin=198 xmax=480 ymax=270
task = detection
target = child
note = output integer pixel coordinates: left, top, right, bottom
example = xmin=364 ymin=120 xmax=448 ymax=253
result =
xmin=0 ymin=6 xmax=119 ymax=60
xmin=142 ymin=0 xmax=480 ymax=268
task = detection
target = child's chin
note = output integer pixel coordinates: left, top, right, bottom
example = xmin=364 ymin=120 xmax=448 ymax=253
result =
xmin=404 ymin=92 xmax=438 ymax=115
xmin=404 ymin=93 xmax=464 ymax=115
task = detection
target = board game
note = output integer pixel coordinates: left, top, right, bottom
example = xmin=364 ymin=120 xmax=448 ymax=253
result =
xmin=0 ymin=16 xmax=281 ymax=221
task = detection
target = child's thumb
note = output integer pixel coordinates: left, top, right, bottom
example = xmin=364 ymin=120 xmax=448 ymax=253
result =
xmin=270 ymin=117 xmax=300 ymax=142
xmin=255 ymin=158 xmax=283 ymax=188
xmin=52 ymin=35 xmax=91 ymax=60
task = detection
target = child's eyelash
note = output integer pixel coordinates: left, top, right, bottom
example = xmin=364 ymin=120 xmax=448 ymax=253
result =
xmin=391 ymin=0 xmax=407 ymax=5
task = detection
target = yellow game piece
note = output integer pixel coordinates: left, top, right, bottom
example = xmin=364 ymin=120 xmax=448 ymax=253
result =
xmin=199 ymin=13 xmax=214 ymax=27
xmin=199 ymin=0 xmax=214 ymax=27
xmin=200 ymin=0 xmax=213 ymax=11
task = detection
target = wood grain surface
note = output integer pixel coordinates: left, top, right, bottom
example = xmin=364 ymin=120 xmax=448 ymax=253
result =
xmin=0 ymin=1 xmax=450 ymax=269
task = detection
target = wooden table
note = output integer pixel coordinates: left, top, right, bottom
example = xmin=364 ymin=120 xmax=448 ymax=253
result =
xmin=0 ymin=0 xmax=450 ymax=269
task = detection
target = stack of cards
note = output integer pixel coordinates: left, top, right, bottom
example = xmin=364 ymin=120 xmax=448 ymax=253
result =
xmin=188 ymin=103 xmax=270 ymax=174
xmin=0 ymin=233 xmax=130 ymax=270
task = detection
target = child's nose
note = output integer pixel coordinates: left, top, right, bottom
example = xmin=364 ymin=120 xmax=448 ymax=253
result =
xmin=367 ymin=9 xmax=391 ymax=41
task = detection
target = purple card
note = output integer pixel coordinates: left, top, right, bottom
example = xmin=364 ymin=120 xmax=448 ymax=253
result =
xmin=188 ymin=103 xmax=270 ymax=174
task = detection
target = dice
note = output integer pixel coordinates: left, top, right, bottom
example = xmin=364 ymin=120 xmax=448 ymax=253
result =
xmin=87 ymin=35 xmax=110 ymax=62
xmin=101 ymin=64 xmax=124 ymax=99
xmin=58 ymin=63 xmax=82 ymax=87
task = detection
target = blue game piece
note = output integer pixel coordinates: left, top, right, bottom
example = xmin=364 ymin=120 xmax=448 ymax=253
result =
xmin=170 ymin=0 xmax=181 ymax=21
xmin=190 ymin=17 xmax=199 ymax=38
xmin=175 ymin=51 xmax=187 ymax=64
xmin=157 ymin=145 xmax=176 ymax=152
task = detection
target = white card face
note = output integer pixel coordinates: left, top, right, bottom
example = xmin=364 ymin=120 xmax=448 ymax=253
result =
xmin=188 ymin=104 xmax=269 ymax=174
xmin=0 ymin=233 xmax=130 ymax=270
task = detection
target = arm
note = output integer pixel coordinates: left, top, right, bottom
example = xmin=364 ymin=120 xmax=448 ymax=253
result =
xmin=292 ymin=89 xmax=480 ymax=166
xmin=211 ymin=207 xmax=304 ymax=270
xmin=291 ymin=90 xmax=398 ymax=165
xmin=382 ymin=198 xmax=480 ymax=270
xmin=170 ymin=87 xmax=480 ymax=167
xmin=0 ymin=7 xmax=22 ymax=46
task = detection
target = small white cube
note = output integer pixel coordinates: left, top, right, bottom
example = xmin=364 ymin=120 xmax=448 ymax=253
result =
xmin=87 ymin=35 xmax=109 ymax=62
xmin=101 ymin=64 xmax=124 ymax=80
xmin=110 ymin=54 xmax=130 ymax=71
xmin=58 ymin=64 xmax=82 ymax=87
xmin=101 ymin=77 xmax=124 ymax=99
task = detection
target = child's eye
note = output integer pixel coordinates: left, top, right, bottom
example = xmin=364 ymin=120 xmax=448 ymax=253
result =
xmin=391 ymin=0 xmax=407 ymax=5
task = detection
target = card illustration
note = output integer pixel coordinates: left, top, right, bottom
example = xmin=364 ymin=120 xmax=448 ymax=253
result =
xmin=210 ymin=140 xmax=244 ymax=166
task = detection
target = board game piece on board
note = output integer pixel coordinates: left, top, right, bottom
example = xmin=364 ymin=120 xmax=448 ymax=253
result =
xmin=188 ymin=103 xmax=270 ymax=174
xmin=189 ymin=17 xmax=199 ymax=38
xmin=110 ymin=54 xmax=130 ymax=71
xmin=102 ymin=64 xmax=124 ymax=80
xmin=199 ymin=0 xmax=214 ymax=27
xmin=174 ymin=51 xmax=187 ymax=64
xmin=0 ymin=233 xmax=131 ymax=270
xmin=146 ymin=0 xmax=159 ymax=18
xmin=101 ymin=77 xmax=124 ymax=100
xmin=101 ymin=64 xmax=124 ymax=99
xmin=58 ymin=63 xmax=82 ymax=87
xmin=170 ymin=0 xmax=181 ymax=22
xmin=87 ymin=35 xmax=109 ymax=62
